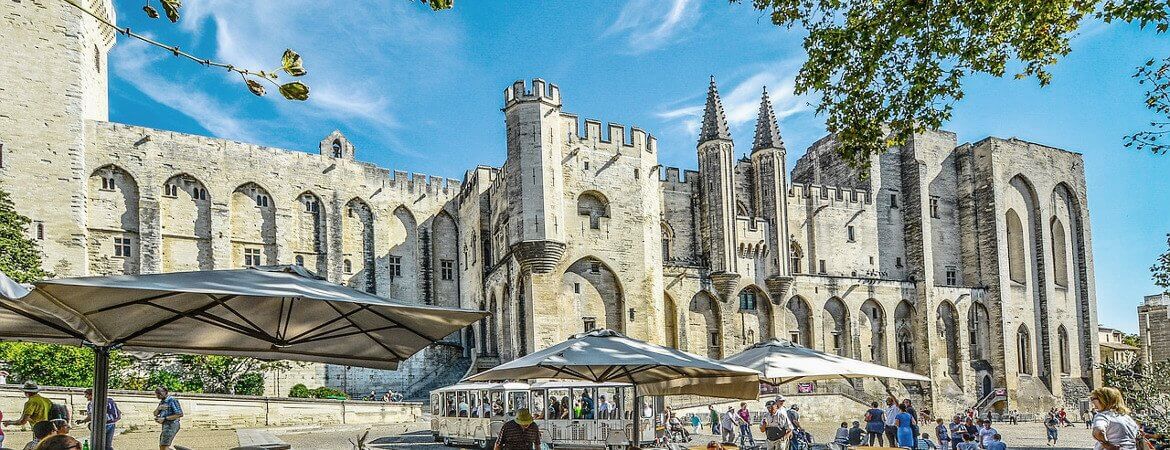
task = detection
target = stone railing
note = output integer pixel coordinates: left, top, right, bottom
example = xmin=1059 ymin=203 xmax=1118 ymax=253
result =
xmin=0 ymin=385 xmax=422 ymax=431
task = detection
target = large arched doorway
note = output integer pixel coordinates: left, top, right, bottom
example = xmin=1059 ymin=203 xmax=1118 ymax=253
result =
xmin=822 ymin=297 xmax=850 ymax=356
xmin=937 ymin=301 xmax=961 ymax=381
xmin=968 ymin=301 xmax=991 ymax=361
xmin=859 ymin=299 xmax=886 ymax=364
xmin=559 ymin=258 xmax=624 ymax=339
xmin=894 ymin=300 xmax=917 ymax=371
xmin=785 ymin=296 xmax=812 ymax=347
xmin=664 ymin=293 xmax=679 ymax=348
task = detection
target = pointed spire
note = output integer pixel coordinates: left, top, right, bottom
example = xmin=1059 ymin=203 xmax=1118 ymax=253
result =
xmin=752 ymin=86 xmax=786 ymax=152
xmin=698 ymin=76 xmax=732 ymax=144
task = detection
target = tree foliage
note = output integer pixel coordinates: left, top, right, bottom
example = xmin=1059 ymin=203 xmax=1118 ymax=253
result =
xmin=177 ymin=354 xmax=287 ymax=395
xmin=0 ymin=189 xmax=50 ymax=283
xmin=1101 ymin=359 xmax=1170 ymax=430
xmin=736 ymin=0 xmax=1170 ymax=170
xmin=1153 ymin=233 xmax=1170 ymax=293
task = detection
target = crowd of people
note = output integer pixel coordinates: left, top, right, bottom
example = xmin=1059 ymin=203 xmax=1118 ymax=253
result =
xmin=0 ymin=381 xmax=184 ymax=450
xmin=361 ymin=389 xmax=402 ymax=403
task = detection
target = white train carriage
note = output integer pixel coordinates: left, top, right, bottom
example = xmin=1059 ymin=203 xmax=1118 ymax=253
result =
xmin=430 ymin=380 xmax=657 ymax=449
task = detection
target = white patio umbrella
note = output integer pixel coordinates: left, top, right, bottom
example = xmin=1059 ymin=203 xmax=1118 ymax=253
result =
xmin=0 ymin=265 xmax=489 ymax=450
xmin=465 ymin=329 xmax=761 ymax=445
xmin=721 ymin=338 xmax=932 ymax=385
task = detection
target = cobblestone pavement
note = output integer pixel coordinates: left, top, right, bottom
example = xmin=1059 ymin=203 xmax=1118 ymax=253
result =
xmin=1 ymin=427 xmax=239 ymax=449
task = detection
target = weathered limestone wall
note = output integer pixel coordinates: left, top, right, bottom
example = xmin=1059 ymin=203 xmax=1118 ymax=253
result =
xmin=1139 ymin=294 xmax=1170 ymax=364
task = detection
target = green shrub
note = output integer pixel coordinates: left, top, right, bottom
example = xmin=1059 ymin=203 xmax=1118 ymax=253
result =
xmin=288 ymin=384 xmax=311 ymax=398
xmin=234 ymin=372 xmax=264 ymax=396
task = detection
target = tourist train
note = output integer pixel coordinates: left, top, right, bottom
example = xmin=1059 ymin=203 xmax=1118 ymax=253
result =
xmin=430 ymin=380 xmax=654 ymax=449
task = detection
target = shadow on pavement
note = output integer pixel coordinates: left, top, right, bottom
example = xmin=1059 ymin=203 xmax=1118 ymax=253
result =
xmin=369 ymin=430 xmax=444 ymax=449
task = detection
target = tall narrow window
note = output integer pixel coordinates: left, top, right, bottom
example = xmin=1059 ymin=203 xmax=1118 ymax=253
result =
xmin=709 ymin=331 xmax=720 ymax=348
xmin=389 ymin=256 xmax=402 ymax=277
xmin=255 ymin=194 xmax=270 ymax=208
xmin=100 ymin=176 xmax=115 ymax=190
xmin=33 ymin=221 xmax=44 ymax=241
xmin=332 ymin=140 xmax=343 ymax=158
xmin=1017 ymin=325 xmax=1032 ymax=374
xmin=0 ymin=142 xmax=5 ymax=168
xmin=930 ymin=197 xmax=940 ymax=218
xmin=738 ymin=290 xmax=757 ymax=311
xmin=847 ymin=225 xmax=856 ymax=242
xmin=945 ymin=267 xmax=957 ymax=286
xmin=818 ymin=259 xmax=826 ymax=274
xmin=164 ymin=183 xmax=179 ymax=197
xmin=790 ymin=242 xmax=803 ymax=274
xmin=441 ymin=259 xmax=454 ymax=281
xmin=193 ymin=187 xmax=208 ymax=201
xmin=890 ymin=193 xmax=899 ymax=208
xmin=343 ymin=259 xmax=352 ymax=273
xmin=896 ymin=257 xmax=903 ymax=268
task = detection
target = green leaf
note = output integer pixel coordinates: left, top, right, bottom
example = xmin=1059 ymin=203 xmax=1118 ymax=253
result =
xmin=281 ymin=49 xmax=307 ymax=77
xmin=160 ymin=0 xmax=181 ymax=23
xmin=245 ymin=79 xmax=266 ymax=97
xmin=279 ymin=81 xmax=310 ymax=101
xmin=142 ymin=5 xmax=160 ymax=19
xmin=424 ymin=0 xmax=454 ymax=10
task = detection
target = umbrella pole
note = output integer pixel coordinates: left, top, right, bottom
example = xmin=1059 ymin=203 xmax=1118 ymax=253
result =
xmin=90 ymin=345 xmax=111 ymax=450
xmin=631 ymin=384 xmax=638 ymax=449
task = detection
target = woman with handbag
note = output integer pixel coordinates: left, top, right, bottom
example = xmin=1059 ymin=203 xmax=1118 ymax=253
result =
xmin=1090 ymin=387 xmax=1140 ymax=450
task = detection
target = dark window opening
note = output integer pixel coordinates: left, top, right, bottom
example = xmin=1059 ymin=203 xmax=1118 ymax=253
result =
xmin=441 ymin=259 xmax=454 ymax=280
xmin=389 ymin=256 xmax=402 ymax=277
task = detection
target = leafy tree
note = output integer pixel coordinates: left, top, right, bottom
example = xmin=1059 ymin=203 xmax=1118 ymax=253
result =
xmin=736 ymin=0 xmax=1170 ymax=170
xmin=233 ymin=372 xmax=265 ymax=396
xmin=1153 ymin=233 xmax=1170 ymax=293
xmin=1101 ymin=359 xmax=1170 ymax=430
xmin=178 ymin=354 xmax=287 ymax=395
xmin=0 ymin=189 xmax=50 ymax=283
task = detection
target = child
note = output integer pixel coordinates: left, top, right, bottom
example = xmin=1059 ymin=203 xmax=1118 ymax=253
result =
xmin=834 ymin=422 xmax=851 ymax=450
xmin=957 ymin=433 xmax=980 ymax=450
xmin=917 ymin=432 xmax=939 ymax=450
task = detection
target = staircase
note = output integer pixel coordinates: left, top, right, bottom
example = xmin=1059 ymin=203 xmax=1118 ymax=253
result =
xmin=973 ymin=388 xmax=1007 ymax=417
xmin=400 ymin=344 xmax=473 ymax=400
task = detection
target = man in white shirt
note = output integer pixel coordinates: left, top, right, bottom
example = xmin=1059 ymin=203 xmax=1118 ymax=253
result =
xmin=761 ymin=399 xmax=793 ymax=450
xmin=884 ymin=397 xmax=900 ymax=447
xmin=977 ymin=421 xmax=998 ymax=449
xmin=721 ymin=407 xmax=738 ymax=444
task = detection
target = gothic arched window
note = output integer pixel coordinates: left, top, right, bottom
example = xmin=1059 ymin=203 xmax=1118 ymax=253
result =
xmin=332 ymin=139 xmax=343 ymax=158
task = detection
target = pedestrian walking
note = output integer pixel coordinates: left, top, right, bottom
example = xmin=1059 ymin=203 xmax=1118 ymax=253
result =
xmin=494 ymin=408 xmax=540 ymax=450
xmin=77 ymin=388 xmax=121 ymax=450
xmin=738 ymin=402 xmax=756 ymax=448
xmin=692 ymin=413 xmax=701 ymax=434
xmin=709 ymin=405 xmax=720 ymax=435
xmin=1059 ymin=408 xmax=1069 ymax=427
xmin=154 ymin=386 xmax=184 ymax=450
xmin=761 ymin=399 xmax=793 ymax=450
xmin=905 ymin=399 xmax=920 ymax=448
xmin=1045 ymin=413 xmax=1060 ymax=446
xmin=895 ymin=403 xmax=917 ymax=448
xmin=3 ymin=381 xmax=52 ymax=428
xmin=721 ymin=406 xmax=738 ymax=444
xmin=866 ymin=401 xmax=887 ymax=446
xmin=1089 ymin=387 xmax=1140 ymax=450
xmin=885 ymin=397 xmax=901 ymax=448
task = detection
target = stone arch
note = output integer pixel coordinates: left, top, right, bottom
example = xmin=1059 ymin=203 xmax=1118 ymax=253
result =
xmin=664 ymin=292 xmax=679 ymax=348
xmin=735 ymin=285 xmax=771 ymax=348
xmin=859 ymin=299 xmax=886 ymax=364
xmin=661 ymin=222 xmax=674 ymax=261
xmin=1010 ymin=174 xmax=1052 ymax=385
xmin=1057 ymin=325 xmax=1071 ymax=375
xmin=331 ymin=139 xmax=343 ymax=158
xmin=343 ymin=198 xmax=375 ymax=294
xmin=968 ymin=301 xmax=991 ymax=361
xmin=822 ymin=297 xmax=850 ymax=356
xmin=431 ymin=210 xmax=460 ymax=308
xmin=386 ymin=205 xmax=419 ymax=301
xmin=577 ymin=190 xmax=609 ymax=230
xmin=1054 ymin=182 xmax=1092 ymax=374
xmin=230 ymin=182 xmax=277 ymax=267
xmin=1016 ymin=323 xmax=1033 ymax=375
xmin=784 ymin=295 xmax=812 ymax=347
xmin=160 ymin=173 xmax=211 ymax=272
xmin=1050 ymin=217 xmax=1069 ymax=287
xmin=1006 ymin=208 xmax=1026 ymax=284
xmin=687 ymin=291 xmax=723 ymax=358
xmin=894 ymin=300 xmax=917 ymax=369
xmin=559 ymin=257 xmax=625 ymax=340
xmin=789 ymin=240 xmax=803 ymax=274
xmin=293 ymin=191 xmax=327 ymax=274
xmin=937 ymin=300 xmax=961 ymax=380
xmin=87 ymin=164 xmax=140 ymax=275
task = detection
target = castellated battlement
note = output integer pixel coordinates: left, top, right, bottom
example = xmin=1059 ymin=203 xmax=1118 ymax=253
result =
xmin=787 ymin=182 xmax=871 ymax=207
xmin=388 ymin=170 xmax=461 ymax=195
xmin=560 ymin=114 xmax=658 ymax=155
xmin=504 ymin=78 xmax=562 ymax=107
xmin=658 ymin=166 xmax=700 ymax=188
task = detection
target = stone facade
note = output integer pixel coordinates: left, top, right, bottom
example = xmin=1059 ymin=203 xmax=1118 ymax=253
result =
xmin=0 ymin=1 xmax=1098 ymax=414
xmin=1139 ymin=293 xmax=1170 ymax=365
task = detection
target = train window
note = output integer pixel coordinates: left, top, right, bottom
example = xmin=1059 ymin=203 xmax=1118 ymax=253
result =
xmin=456 ymin=391 xmax=469 ymax=417
xmin=476 ymin=392 xmax=491 ymax=418
xmin=489 ymin=391 xmax=504 ymax=418
xmin=596 ymin=386 xmax=620 ymax=420
xmin=530 ymin=390 xmax=546 ymax=419
xmin=444 ymin=392 xmax=457 ymax=417
xmin=507 ymin=391 xmax=530 ymax=416
xmin=547 ymin=389 xmax=570 ymax=419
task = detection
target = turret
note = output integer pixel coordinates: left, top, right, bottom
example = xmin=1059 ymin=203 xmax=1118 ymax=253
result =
xmin=696 ymin=77 xmax=740 ymax=298
xmin=750 ymin=87 xmax=794 ymax=299
xmin=500 ymin=79 xmax=567 ymax=274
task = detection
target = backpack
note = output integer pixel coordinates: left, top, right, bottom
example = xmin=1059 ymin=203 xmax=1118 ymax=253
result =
xmin=48 ymin=402 xmax=69 ymax=421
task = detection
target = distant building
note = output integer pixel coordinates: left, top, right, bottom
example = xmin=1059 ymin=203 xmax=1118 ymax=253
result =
xmin=1098 ymin=326 xmax=1138 ymax=365
xmin=1139 ymin=293 xmax=1170 ymax=365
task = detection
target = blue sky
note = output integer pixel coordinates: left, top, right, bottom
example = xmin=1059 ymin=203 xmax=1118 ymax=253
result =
xmin=107 ymin=1 xmax=1168 ymax=333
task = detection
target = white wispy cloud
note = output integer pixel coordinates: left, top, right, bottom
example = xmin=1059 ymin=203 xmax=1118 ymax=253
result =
xmin=111 ymin=39 xmax=260 ymax=143
xmin=655 ymin=61 xmax=813 ymax=140
xmin=606 ymin=0 xmax=700 ymax=54
xmin=111 ymin=1 xmax=463 ymax=157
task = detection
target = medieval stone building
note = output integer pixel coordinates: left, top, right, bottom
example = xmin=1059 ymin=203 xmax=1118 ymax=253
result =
xmin=1 ymin=0 xmax=1098 ymax=413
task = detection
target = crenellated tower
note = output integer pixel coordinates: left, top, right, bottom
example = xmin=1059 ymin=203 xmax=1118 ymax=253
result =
xmin=696 ymin=77 xmax=741 ymax=298
xmin=750 ymin=87 xmax=794 ymax=300
xmin=501 ymin=79 xmax=567 ymax=274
